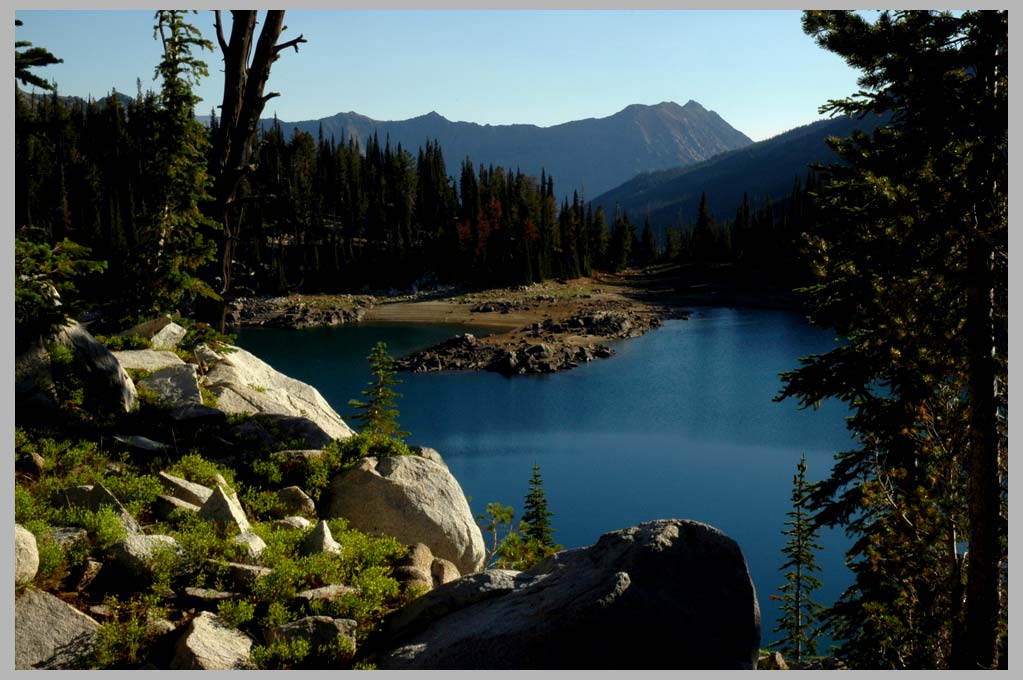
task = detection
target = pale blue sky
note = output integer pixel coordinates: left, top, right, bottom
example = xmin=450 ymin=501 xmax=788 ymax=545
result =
xmin=14 ymin=9 xmax=865 ymax=142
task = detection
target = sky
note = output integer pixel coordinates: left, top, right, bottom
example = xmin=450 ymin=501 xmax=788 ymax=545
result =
xmin=13 ymin=9 xmax=866 ymax=143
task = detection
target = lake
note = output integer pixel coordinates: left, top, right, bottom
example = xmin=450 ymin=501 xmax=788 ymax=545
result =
xmin=235 ymin=306 xmax=853 ymax=649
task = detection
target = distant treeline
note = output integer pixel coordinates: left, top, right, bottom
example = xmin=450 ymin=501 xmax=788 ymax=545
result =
xmin=16 ymin=88 xmax=819 ymax=308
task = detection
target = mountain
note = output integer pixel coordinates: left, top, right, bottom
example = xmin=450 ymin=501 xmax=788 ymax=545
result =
xmin=592 ymin=113 xmax=888 ymax=230
xmin=258 ymin=100 xmax=753 ymax=198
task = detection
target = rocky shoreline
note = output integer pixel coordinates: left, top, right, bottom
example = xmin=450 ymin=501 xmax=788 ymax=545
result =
xmin=225 ymin=273 xmax=687 ymax=376
xmin=228 ymin=294 xmax=371 ymax=329
xmin=397 ymin=307 xmax=671 ymax=376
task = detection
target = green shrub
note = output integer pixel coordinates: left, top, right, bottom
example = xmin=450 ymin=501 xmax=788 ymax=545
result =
xmin=200 ymin=385 xmax=219 ymax=408
xmin=170 ymin=513 xmax=247 ymax=575
xmin=178 ymin=320 xmax=236 ymax=351
xmin=15 ymin=230 xmax=106 ymax=350
xmin=103 ymin=471 xmax=162 ymax=519
xmin=90 ymin=595 xmax=164 ymax=668
xmin=240 ymin=487 xmax=286 ymax=520
xmin=95 ymin=334 xmax=151 ymax=351
xmin=305 ymin=433 xmax=412 ymax=501
xmin=217 ymin=598 xmax=256 ymax=628
xmin=23 ymin=521 xmax=92 ymax=591
xmin=48 ymin=505 xmax=128 ymax=551
xmin=251 ymin=638 xmax=311 ymax=670
xmin=260 ymin=600 xmax=293 ymax=630
xmin=15 ymin=484 xmax=53 ymax=525
xmin=166 ymin=453 xmax=236 ymax=490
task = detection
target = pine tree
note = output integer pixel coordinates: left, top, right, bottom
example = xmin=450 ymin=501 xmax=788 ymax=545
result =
xmin=521 ymin=461 xmax=556 ymax=548
xmin=15 ymin=19 xmax=63 ymax=91
xmin=771 ymin=454 xmax=824 ymax=663
xmin=127 ymin=10 xmax=220 ymax=320
xmin=779 ymin=10 xmax=1007 ymax=669
xmin=348 ymin=341 xmax=408 ymax=439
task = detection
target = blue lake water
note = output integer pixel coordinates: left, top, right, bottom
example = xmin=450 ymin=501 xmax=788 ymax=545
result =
xmin=236 ymin=307 xmax=854 ymax=648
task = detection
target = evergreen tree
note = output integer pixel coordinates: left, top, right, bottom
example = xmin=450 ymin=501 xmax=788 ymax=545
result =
xmin=127 ymin=10 xmax=219 ymax=319
xmin=779 ymin=10 xmax=1007 ymax=669
xmin=771 ymin=454 xmax=824 ymax=663
xmin=639 ymin=217 xmax=658 ymax=265
xmin=521 ymin=461 xmax=556 ymax=549
xmin=15 ymin=19 xmax=63 ymax=91
xmin=348 ymin=341 xmax=408 ymax=439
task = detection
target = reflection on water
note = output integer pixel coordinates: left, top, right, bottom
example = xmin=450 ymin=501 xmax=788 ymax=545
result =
xmin=236 ymin=307 xmax=853 ymax=647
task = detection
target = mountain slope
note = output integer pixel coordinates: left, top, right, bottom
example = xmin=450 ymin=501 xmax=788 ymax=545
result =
xmin=593 ymin=113 xmax=887 ymax=229
xmin=263 ymin=100 xmax=753 ymax=197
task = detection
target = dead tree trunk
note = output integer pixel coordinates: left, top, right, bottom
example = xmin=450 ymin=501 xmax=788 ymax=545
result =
xmin=211 ymin=9 xmax=305 ymax=330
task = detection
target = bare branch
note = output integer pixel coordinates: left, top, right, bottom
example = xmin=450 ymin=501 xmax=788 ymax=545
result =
xmin=261 ymin=92 xmax=280 ymax=104
xmin=214 ymin=10 xmax=228 ymax=54
xmin=275 ymin=34 xmax=307 ymax=54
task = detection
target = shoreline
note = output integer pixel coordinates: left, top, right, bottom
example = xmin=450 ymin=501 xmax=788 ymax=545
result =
xmin=229 ymin=265 xmax=800 ymax=374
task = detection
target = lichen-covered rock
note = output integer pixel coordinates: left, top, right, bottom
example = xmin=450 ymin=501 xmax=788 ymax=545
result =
xmin=15 ymin=589 xmax=100 ymax=669
xmin=325 ymin=454 xmax=485 ymax=575
xmin=170 ymin=611 xmax=255 ymax=670
xmin=15 ymin=524 xmax=39 ymax=587
xmin=379 ymin=520 xmax=761 ymax=670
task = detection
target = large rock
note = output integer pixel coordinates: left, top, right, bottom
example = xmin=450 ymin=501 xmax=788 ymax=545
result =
xmin=265 ymin=616 xmax=358 ymax=650
xmin=150 ymin=321 xmax=188 ymax=350
xmin=107 ymin=534 xmax=183 ymax=585
xmin=203 ymin=344 xmax=355 ymax=442
xmin=112 ymin=349 xmax=185 ymax=372
xmin=198 ymin=486 xmax=251 ymax=534
xmin=15 ymin=588 xmax=100 ymax=669
xmin=325 ymin=454 xmax=485 ymax=575
xmin=158 ymin=471 xmax=214 ymax=507
xmin=170 ymin=611 xmax=255 ymax=670
xmin=139 ymin=364 xmax=202 ymax=409
xmin=16 ymin=321 xmax=137 ymax=420
xmin=300 ymin=520 xmax=342 ymax=557
xmin=15 ymin=524 xmax=40 ymax=587
xmin=379 ymin=520 xmax=761 ymax=670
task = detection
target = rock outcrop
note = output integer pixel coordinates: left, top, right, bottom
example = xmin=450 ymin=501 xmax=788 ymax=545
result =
xmin=395 ymin=309 xmax=663 ymax=376
xmin=229 ymin=296 xmax=368 ymax=329
xmin=201 ymin=344 xmax=356 ymax=444
xmin=325 ymin=454 xmax=485 ymax=575
xmin=378 ymin=520 xmax=760 ymax=670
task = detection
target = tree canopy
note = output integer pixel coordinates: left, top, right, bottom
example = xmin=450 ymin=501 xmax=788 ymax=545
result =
xmin=779 ymin=10 xmax=1007 ymax=669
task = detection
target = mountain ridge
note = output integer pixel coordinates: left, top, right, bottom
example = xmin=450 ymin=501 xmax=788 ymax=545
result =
xmin=257 ymin=100 xmax=754 ymax=197
xmin=592 ymin=112 xmax=888 ymax=232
